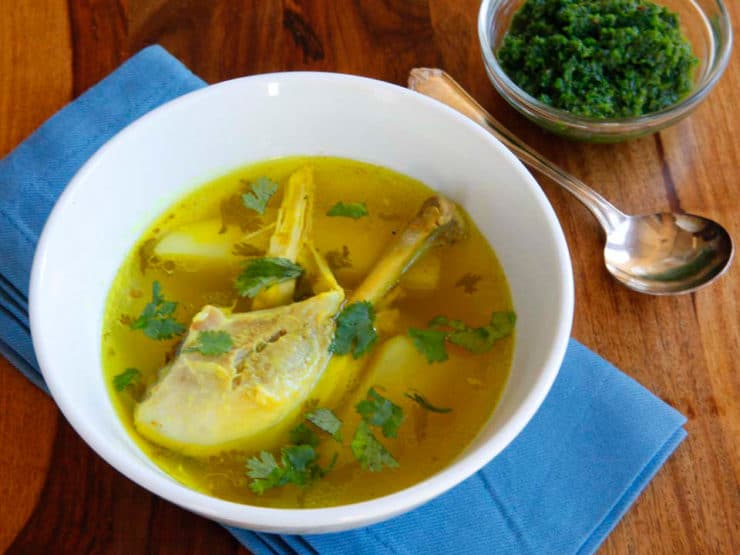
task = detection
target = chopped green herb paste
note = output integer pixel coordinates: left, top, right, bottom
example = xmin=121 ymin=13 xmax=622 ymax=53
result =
xmin=497 ymin=0 xmax=697 ymax=118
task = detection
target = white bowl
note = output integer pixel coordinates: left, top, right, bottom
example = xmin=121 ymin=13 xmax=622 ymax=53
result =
xmin=29 ymin=73 xmax=573 ymax=533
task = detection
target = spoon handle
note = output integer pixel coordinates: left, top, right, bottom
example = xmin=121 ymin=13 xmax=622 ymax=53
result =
xmin=408 ymin=68 xmax=626 ymax=234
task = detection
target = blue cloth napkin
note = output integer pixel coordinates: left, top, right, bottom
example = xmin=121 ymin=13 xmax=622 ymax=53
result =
xmin=0 ymin=45 xmax=686 ymax=555
xmin=228 ymin=340 xmax=686 ymax=554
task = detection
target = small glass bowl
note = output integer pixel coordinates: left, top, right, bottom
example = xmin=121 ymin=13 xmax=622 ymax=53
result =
xmin=478 ymin=0 xmax=733 ymax=142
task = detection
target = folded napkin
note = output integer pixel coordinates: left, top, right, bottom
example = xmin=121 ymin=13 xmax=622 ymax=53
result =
xmin=230 ymin=342 xmax=686 ymax=554
xmin=0 ymin=45 xmax=686 ymax=555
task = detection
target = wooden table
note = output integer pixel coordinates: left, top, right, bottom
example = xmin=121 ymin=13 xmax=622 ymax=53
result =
xmin=1 ymin=1 xmax=737 ymax=553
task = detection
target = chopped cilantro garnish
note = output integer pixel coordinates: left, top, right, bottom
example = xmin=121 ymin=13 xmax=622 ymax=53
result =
xmin=289 ymin=423 xmax=320 ymax=447
xmin=242 ymin=177 xmax=278 ymax=214
xmin=277 ymin=445 xmax=318 ymax=488
xmin=113 ymin=368 xmax=141 ymax=392
xmin=409 ymin=311 xmax=516 ymax=361
xmin=247 ymin=409 xmax=343 ymax=494
xmin=408 ymin=328 xmax=448 ymax=363
xmin=305 ymin=408 xmax=343 ymax=442
xmin=489 ymin=311 xmax=518 ymax=337
xmin=326 ymin=201 xmax=368 ymax=219
xmin=447 ymin=327 xmax=497 ymax=353
xmin=351 ymin=421 xmax=399 ymax=472
xmin=246 ymin=444 xmax=331 ymax=494
xmin=235 ymin=257 xmax=303 ymax=298
xmin=405 ymin=391 xmax=452 ymax=413
xmin=441 ymin=312 xmax=516 ymax=354
xmin=184 ymin=330 xmax=233 ymax=356
xmin=330 ymin=301 xmax=377 ymax=358
xmin=246 ymin=451 xmax=280 ymax=494
xmin=130 ymin=281 xmax=186 ymax=340
xmin=356 ymin=387 xmax=405 ymax=439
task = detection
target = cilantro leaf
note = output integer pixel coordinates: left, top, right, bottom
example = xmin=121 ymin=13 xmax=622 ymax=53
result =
xmin=289 ymin=423 xmax=320 ymax=447
xmin=447 ymin=327 xmax=496 ymax=354
xmin=305 ymin=408 xmax=343 ymax=442
xmin=242 ymin=177 xmax=278 ymax=214
xmin=113 ymin=368 xmax=141 ymax=392
xmin=326 ymin=201 xmax=368 ymax=219
xmin=447 ymin=311 xmax=516 ymax=354
xmin=235 ymin=257 xmax=303 ymax=298
xmin=245 ymin=451 xmax=283 ymax=494
xmin=138 ymin=318 xmax=185 ymax=342
xmin=330 ymin=301 xmax=377 ymax=358
xmin=246 ymin=444 xmax=332 ymax=494
xmin=356 ymin=387 xmax=404 ymax=438
xmin=185 ymin=330 xmax=233 ymax=356
xmin=410 ymin=311 xmax=516 ymax=359
xmin=130 ymin=281 xmax=186 ymax=340
xmin=405 ymin=391 xmax=452 ymax=413
xmin=280 ymin=445 xmax=321 ymax=486
xmin=408 ymin=328 xmax=449 ymax=363
xmin=489 ymin=311 xmax=517 ymax=337
xmin=351 ymin=421 xmax=399 ymax=472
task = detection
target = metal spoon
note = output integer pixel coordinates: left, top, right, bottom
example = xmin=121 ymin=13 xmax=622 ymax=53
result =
xmin=408 ymin=68 xmax=734 ymax=295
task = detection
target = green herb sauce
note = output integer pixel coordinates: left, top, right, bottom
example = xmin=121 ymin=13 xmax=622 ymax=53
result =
xmin=497 ymin=0 xmax=698 ymax=118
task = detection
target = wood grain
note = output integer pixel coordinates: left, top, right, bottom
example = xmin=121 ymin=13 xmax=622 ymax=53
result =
xmin=0 ymin=1 xmax=71 ymax=550
xmin=1 ymin=1 xmax=737 ymax=553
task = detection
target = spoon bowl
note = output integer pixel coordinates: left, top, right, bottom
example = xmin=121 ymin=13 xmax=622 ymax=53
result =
xmin=605 ymin=213 xmax=734 ymax=295
xmin=409 ymin=68 xmax=734 ymax=295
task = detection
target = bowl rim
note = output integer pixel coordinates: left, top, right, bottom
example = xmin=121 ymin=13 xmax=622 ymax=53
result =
xmin=477 ymin=0 xmax=734 ymax=132
xmin=29 ymin=71 xmax=574 ymax=532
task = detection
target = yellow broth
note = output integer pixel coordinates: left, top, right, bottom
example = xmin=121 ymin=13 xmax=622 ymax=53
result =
xmin=102 ymin=156 xmax=514 ymax=508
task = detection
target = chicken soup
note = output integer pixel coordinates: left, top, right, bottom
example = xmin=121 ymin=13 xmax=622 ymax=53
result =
xmin=102 ymin=156 xmax=514 ymax=508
